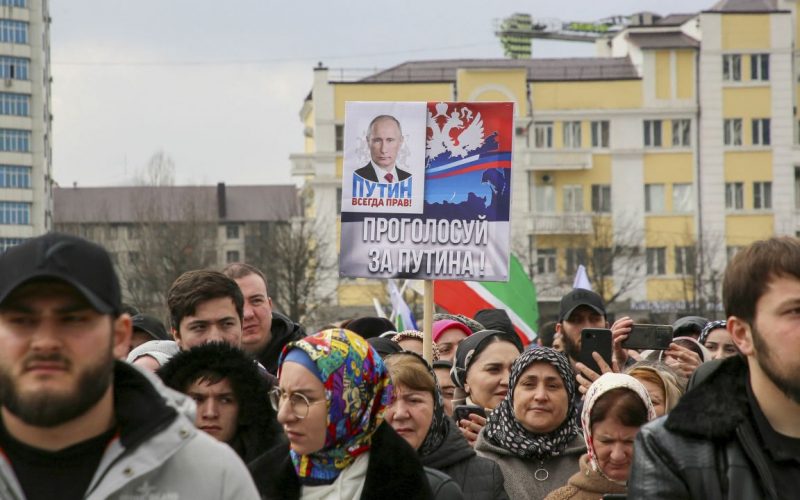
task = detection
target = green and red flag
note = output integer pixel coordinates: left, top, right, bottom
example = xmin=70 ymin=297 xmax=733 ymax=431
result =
xmin=433 ymin=255 xmax=539 ymax=345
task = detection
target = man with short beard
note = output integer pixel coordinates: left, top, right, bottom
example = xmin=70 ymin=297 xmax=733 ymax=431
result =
xmin=555 ymin=288 xmax=608 ymax=366
xmin=0 ymin=233 xmax=259 ymax=500
xmin=630 ymin=236 xmax=800 ymax=498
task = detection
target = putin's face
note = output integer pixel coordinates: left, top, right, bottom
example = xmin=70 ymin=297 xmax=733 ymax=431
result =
xmin=368 ymin=118 xmax=403 ymax=170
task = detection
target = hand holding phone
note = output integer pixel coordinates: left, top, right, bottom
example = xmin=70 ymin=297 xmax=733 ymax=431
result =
xmin=453 ymin=404 xmax=486 ymax=422
xmin=622 ymin=324 xmax=673 ymax=350
xmin=578 ymin=328 xmax=613 ymax=374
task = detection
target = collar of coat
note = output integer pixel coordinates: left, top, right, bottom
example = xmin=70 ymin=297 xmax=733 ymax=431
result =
xmin=249 ymin=421 xmax=432 ymax=499
xmin=113 ymin=361 xmax=179 ymax=449
xmin=665 ymin=355 xmax=750 ymax=439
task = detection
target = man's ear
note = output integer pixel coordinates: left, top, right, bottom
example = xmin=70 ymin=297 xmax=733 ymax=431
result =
xmin=112 ymin=314 xmax=133 ymax=360
xmin=171 ymin=327 xmax=182 ymax=348
xmin=555 ymin=322 xmax=563 ymax=334
xmin=728 ymin=316 xmax=753 ymax=356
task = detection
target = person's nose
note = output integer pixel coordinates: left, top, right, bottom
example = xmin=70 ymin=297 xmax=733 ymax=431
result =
xmin=200 ymin=399 xmax=218 ymax=419
xmin=29 ymin=318 xmax=63 ymax=353
xmin=276 ymin=395 xmax=297 ymax=425
xmin=533 ymin=384 xmax=549 ymax=401
xmin=243 ymin=302 xmax=255 ymax=321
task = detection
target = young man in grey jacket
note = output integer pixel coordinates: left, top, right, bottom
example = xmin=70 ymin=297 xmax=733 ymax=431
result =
xmin=0 ymin=233 xmax=259 ymax=500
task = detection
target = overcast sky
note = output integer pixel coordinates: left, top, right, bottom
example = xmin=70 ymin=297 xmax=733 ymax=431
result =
xmin=50 ymin=0 xmax=704 ymax=187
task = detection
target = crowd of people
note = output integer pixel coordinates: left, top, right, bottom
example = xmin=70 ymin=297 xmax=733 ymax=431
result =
xmin=0 ymin=231 xmax=796 ymax=499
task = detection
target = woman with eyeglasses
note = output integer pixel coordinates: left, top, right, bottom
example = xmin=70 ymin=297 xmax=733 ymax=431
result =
xmin=248 ymin=328 xmax=463 ymax=500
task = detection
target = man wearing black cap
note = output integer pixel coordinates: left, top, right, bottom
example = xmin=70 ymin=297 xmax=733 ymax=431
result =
xmin=129 ymin=313 xmax=170 ymax=352
xmin=555 ymin=288 xmax=608 ymax=366
xmin=0 ymin=233 xmax=259 ymax=499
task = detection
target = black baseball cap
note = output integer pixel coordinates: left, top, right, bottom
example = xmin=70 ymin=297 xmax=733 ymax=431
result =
xmin=558 ymin=288 xmax=606 ymax=322
xmin=0 ymin=233 xmax=121 ymax=315
xmin=132 ymin=314 xmax=170 ymax=341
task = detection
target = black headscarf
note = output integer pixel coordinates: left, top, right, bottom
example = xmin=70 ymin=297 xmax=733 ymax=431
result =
xmin=483 ymin=347 xmax=580 ymax=460
xmin=450 ymin=329 xmax=523 ymax=388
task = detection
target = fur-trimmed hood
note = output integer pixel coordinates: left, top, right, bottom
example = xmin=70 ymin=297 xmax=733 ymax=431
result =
xmin=665 ymin=355 xmax=749 ymax=439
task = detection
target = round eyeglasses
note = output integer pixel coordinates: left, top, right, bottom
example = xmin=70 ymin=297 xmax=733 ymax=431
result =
xmin=269 ymin=388 xmax=325 ymax=419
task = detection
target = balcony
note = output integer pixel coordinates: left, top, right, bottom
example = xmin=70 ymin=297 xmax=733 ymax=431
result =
xmin=529 ymin=213 xmax=593 ymax=235
xmin=289 ymin=153 xmax=314 ymax=176
xmin=517 ymin=150 xmax=593 ymax=171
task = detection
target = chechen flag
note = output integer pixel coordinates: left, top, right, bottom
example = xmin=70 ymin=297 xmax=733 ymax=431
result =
xmin=434 ymin=256 xmax=539 ymax=345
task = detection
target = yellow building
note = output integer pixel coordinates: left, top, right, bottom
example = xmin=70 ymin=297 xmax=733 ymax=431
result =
xmin=291 ymin=0 xmax=797 ymax=316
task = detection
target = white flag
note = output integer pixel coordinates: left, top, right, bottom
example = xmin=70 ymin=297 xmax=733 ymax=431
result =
xmin=573 ymin=264 xmax=592 ymax=291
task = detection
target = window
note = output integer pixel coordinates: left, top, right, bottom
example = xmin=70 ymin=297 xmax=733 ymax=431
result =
xmin=644 ymin=184 xmax=665 ymax=213
xmin=0 ymin=237 xmax=24 ymax=252
xmin=672 ymin=119 xmax=691 ymax=147
xmin=0 ymin=20 xmax=27 ymax=44
xmin=591 ymin=120 xmax=609 ymax=148
xmin=752 ymin=118 xmax=770 ymax=145
xmin=106 ymin=225 xmax=119 ymax=240
xmin=127 ymin=225 xmax=141 ymax=240
xmin=533 ymin=184 xmax=555 ymax=212
xmin=646 ymin=247 xmax=666 ymax=275
xmin=0 ymin=0 xmax=27 ymax=7
xmin=724 ymin=119 xmax=742 ymax=146
xmin=566 ymin=248 xmax=587 ymax=276
xmin=795 ymin=167 xmax=800 ymax=209
xmin=753 ymin=181 xmax=772 ymax=209
xmin=128 ymin=252 xmax=140 ymax=265
xmin=751 ymin=54 xmax=769 ymax=81
xmin=0 ymin=165 xmax=30 ymax=188
xmin=336 ymin=187 xmax=342 ymax=214
xmin=226 ymin=224 xmax=239 ymax=239
xmin=0 ymin=201 xmax=29 ymax=224
xmin=0 ymin=129 xmax=29 ymax=152
xmin=534 ymin=122 xmax=553 ymax=148
xmin=726 ymin=246 xmax=743 ymax=262
xmin=536 ymin=248 xmax=556 ymax=275
xmin=562 ymin=185 xmax=583 ymax=213
xmin=0 ymin=93 xmax=29 ymax=116
xmin=723 ymin=54 xmax=741 ymax=81
xmin=591 ymin=184 xmax=611 ymax=213
xmin=725 ymin=182 xmax=744 ymax=210
xmin=226 ymin=250 xmax=240 ymax=264
xmin=563 ymin=121 xmax=581 ymax=149
xmin=675 ymin=246 xmax=696 ymax=275
xmin=335 ymin=124 xmax=344 ymax=152
xmin=672 ymin=183 xmax=693 ymax=213
xmin=593 ymin=247 xmax=613 ymax=275
xmin=644 ymin=120 xmax=662 ymax=147
xmin=0 ymin=56 xmax=29 ymax=80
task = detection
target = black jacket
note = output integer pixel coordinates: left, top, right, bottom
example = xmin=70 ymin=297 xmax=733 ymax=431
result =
xmin=629 ymin=355 xmax=779 ymax=500
xmin=256 ymin=312 xmax=306 ymax=374
xmin=422 ymin=418 xmax=508 ymax=500
xmin=354 ymin=163 xmax=412 ymax=183
xmin=248 ymin=421 xmax=462 ymax=500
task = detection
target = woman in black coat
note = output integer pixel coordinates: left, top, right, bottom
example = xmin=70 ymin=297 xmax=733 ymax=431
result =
xmin=384 ymin=351 xmax=508 ymax=500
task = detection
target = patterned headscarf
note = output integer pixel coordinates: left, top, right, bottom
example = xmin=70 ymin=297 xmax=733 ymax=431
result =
xmin=391 ymin=329 xmax=441 ymax=360
xmin=385 ymin=351 xmax=448 ymax=457
xmin=699 ymin=320 xmax=727 ymax=345
xmin=581 ymin=373 xmax=656 ymax=484
xmin=483 ymin=347 xmax=580 ymax=460
xmin=278 ymin=328 xmax=392 ymax=485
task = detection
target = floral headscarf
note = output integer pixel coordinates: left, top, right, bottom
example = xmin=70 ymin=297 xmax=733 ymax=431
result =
xmin=278 ymin=328 xmax=392 ymax=485
xmin=483 ymin=347 xmax=580 ymax=460
xmin=385 ymin=351 xmax=448 ymax=457
xmin=581 ymin=373 xmax=656 ymax=484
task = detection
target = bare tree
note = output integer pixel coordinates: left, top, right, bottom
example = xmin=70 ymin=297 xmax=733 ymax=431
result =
xmin=120 ymin=153 xmax=218 ymax=318
xmin=244 ymin=217 xmax=338 ymax=326
xmin=537 ymin=215 xmax=644 ymax=305
xmin=679 ymin=230 xmax=726 ymax=319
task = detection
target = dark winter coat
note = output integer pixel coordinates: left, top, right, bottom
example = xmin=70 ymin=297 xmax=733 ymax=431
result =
xmin=256 ymin=312 xmax=306 ymax=374
xmin=249 ymin=421 xmax=463 ymax=500
xmin=629 ymin=355 xmax=781 ymax=500
xmin=422 ymin=418 xmax=508 ymax=500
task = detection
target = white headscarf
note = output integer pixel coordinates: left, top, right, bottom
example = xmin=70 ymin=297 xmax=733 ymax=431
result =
xmin=581 ymin=373 xmax=657 ymax=484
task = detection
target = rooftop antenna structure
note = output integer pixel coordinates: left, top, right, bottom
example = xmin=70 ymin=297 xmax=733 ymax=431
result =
xmin=494 ymin=13 xmax=633 ymax=59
